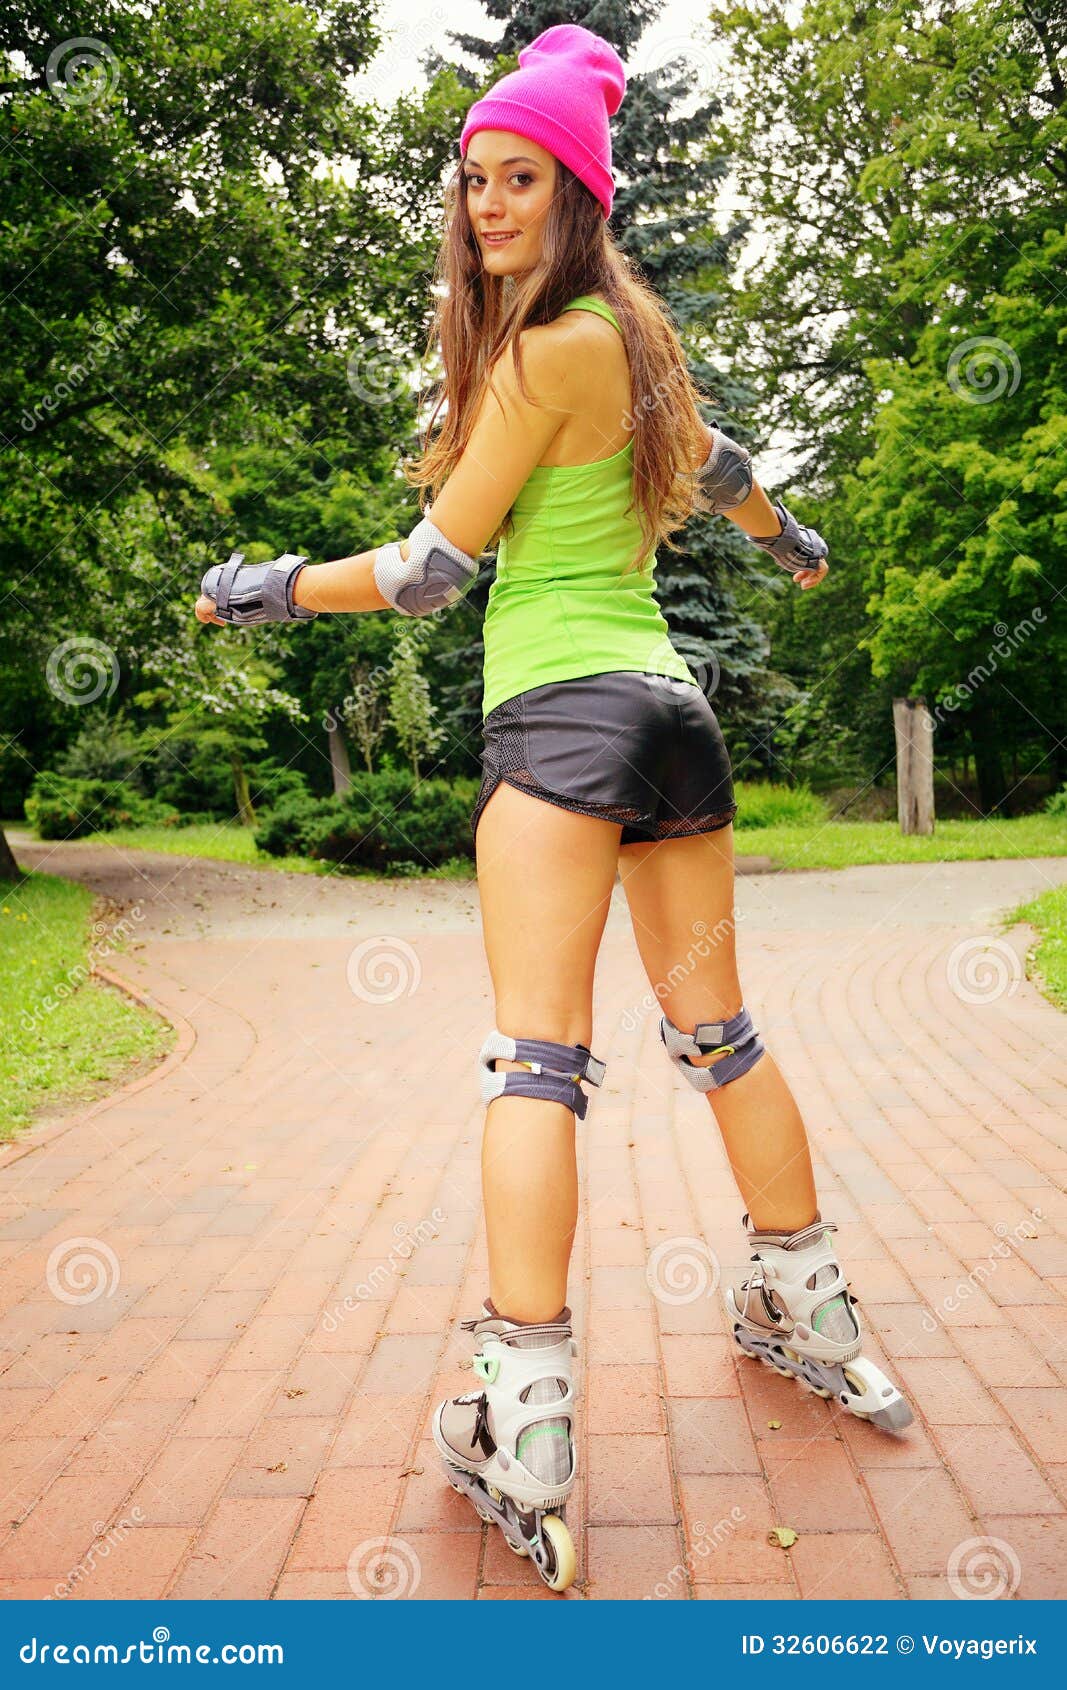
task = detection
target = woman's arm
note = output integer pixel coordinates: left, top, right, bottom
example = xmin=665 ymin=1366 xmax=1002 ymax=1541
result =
xmin=292 ymin=544 xmax=404 ymax=614
xmin=692 ymin=419 xmax=779 ymax=537
xmin=296 ymin=330 xmax=572 ymax=616
xmin=694 ymin=419 xmax=828 ymax=586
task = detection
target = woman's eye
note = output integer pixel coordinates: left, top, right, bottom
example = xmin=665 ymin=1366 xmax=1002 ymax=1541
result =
xmin=465 ymin=174 xmax=532 ymax=188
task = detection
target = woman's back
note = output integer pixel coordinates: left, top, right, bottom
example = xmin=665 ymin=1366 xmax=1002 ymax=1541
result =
xmin=480 ymin=294 xmax=698 ymax=719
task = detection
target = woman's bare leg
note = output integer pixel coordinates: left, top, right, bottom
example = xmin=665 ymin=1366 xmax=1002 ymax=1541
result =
xmin=617 ymin=823 xmax=817 ymax=1231
xmin=475 ymin=781 xmax=621 ymax=1321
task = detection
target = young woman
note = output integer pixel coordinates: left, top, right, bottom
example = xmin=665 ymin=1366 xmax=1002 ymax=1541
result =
xmin=197 ymin=23 xmax=911 ymax=1593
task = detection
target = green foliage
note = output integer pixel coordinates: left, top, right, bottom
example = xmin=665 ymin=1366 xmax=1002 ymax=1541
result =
xmin=23 ymin=775 xmax=178 ymax=840
xmin=1045 ymin=784 xmax=1067 ymax=820
xmin=4 ymin=0 xmax=1064 ymax=854
xmin=53 ymin=711 xmax=147 ymax=791
xmin=1014 ymin=884 xmax=1067 ymax=1012
xmin=733 ymin=781 xmax=826 ymax=829
xmin=706 ymin=0 xmax=1066 ymax=809
xmin=254 ymin=773 xmax=480 ymax=868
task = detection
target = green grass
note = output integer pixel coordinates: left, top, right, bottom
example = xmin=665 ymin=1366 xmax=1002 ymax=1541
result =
xmin=23 ymin=819 xmax=474 ymax=881
xmin=0 ymin=871 xmax=177 ymax=1139
xmin=11 ymin=809 xmax=1067 ymax=879
xmin=1012 ymin=883 xmax=1067 ymax=1011
xmin=734 ymin=814 xmax=1067 ymax=869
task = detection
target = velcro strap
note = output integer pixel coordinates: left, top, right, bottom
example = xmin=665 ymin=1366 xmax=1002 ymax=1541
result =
xmin=215 ymin=552 xmax=245 ymax=615
xmin=510 ymin=1037 xmax=606 ymax=1089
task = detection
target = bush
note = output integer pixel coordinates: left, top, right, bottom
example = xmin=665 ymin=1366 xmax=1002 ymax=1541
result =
xmin=149 ymin=736 xmax=236 ymax=818
xmin=1045 ymin=783 xmax=1067 ymax=818
xmin=24 ymin=774 xmax=179 ymax=839
xmin=246 ymin=756 xmax=312 ymax=813
xmin=732 ymin=780 xmax=827 ymax=829
xmin=54 ymin=712 xmax=147 ymax=791
xmin=254 ymin=771 xmax=480 ymax=869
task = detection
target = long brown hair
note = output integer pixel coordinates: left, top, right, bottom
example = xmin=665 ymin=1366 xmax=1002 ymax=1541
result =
xmin=403 ymin=156 xmax=723 ymax=574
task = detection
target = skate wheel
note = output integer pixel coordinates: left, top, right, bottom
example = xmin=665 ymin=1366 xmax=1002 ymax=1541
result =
xmin=538 ymin=1514 xmax=576 ymax=1593
xmin=504 ymin=1536 xmax=530 ymax=1558
xmin=798 ymin=1376 xmax=833 ymax=1400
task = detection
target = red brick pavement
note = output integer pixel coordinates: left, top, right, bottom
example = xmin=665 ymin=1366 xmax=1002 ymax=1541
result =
xmin=2 ymin=845 xmax=1067 ymax=1600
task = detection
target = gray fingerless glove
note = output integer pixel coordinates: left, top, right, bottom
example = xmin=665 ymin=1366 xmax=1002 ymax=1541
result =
xmin=200 ymin=551 xmax=317 ymax=626
xmin=748 ymin=500 xmax=828 ymax=573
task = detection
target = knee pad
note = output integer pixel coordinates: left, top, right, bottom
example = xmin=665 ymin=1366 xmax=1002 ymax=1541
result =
xmin=660 ymin=1006 xmax=765 ymax=1092
xmin=478 ymin=1030 xmax=607 ymax=1121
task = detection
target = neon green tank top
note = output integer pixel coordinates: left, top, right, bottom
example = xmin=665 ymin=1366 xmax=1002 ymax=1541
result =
xmin=480 ymin=294 xmax=700 ymax=719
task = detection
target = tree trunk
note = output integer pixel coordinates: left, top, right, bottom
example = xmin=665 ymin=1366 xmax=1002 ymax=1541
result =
xmin=970 ymin=704 xmax=1009 ymax=816
xmin=231 ymin=753 xmax=256 ymax=826
xmin=0 ymin=825 xmax=23 ymax=882
xmin=327 ymin=720 xmax=352 ymax=796
xmin=893 ymin=697 xmax=935 ymax=835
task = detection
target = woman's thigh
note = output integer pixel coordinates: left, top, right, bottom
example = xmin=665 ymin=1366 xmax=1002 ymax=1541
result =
xmin=475 ymin=779 xmax=621 ymax=1036
xmin=616 ymin=824 xmax=742 ymax=1025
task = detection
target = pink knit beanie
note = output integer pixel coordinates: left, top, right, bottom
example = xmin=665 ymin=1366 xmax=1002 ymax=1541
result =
xmin=459 ymin=24 xmax=626 ymax=221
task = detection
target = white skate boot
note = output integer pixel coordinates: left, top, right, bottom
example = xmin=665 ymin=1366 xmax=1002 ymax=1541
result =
xmin=432 ymin=1300 xmax=578 ymax=1591
xmin=726 ymin=1215 xmax=913 ymax=1432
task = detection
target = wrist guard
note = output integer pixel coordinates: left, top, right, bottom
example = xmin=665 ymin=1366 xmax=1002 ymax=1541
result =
xmin=749 ymin=500 xmax=828 ymax=573
xmin=373 ymin=516 xmax=480 ymax=617
xmin=200 ymin=551 xmax=317 ymax=625
xmin=696 ymin=424 xmax=753 ymax=515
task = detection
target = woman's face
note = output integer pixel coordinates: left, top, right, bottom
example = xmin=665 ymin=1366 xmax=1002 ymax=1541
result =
xmin=463 ymin=129 xmax=557 ymax=276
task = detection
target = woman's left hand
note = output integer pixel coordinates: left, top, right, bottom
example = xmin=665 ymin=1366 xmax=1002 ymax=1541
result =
xmin=195 ymin=593 xmax=227 ymax=626
xmin=792 ymin=559 xmax=829 ymax=590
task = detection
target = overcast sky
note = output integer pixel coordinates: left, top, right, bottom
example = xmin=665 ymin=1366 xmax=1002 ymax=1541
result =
xmin=349 ymin=0 xmax=733 ymax=109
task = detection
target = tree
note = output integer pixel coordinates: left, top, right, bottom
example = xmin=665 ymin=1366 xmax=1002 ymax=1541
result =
xmin=704 ymin=0 xmax=1066 ymax=799
xmin=0 ymin=0 xmax=430 ymax=868
xmin=387 ymin=621 xmax=447 ymax=779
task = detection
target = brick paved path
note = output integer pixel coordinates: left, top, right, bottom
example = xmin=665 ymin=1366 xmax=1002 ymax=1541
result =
xmin=2 ymin=838 xmax=1066 ymax=1600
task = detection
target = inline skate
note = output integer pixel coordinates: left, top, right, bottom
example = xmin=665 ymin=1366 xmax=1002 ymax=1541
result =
xmin=432 ymin=1300 xmax=578 ymax=1591
xmin=726 ymin=1215 xmax=913 ymax=1432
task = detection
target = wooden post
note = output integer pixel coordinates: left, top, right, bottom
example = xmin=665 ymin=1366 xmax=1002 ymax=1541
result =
xmin=893 ymin=697 xmax=935 ymax=835
xmin=327 ymin=719 xmax=352 ymax=796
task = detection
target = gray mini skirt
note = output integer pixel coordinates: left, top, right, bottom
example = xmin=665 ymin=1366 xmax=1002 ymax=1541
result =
xmin=471 ymin=670 xmax=736 ymax=846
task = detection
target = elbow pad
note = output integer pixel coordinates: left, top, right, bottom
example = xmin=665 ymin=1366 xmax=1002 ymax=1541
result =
xmin=373 ymin=517 xmax=480 ymax=617
xmin=749 ymin=499 xmax=828 ymax=573
xmin=696 ymin=425 xmax=753 ymax=515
